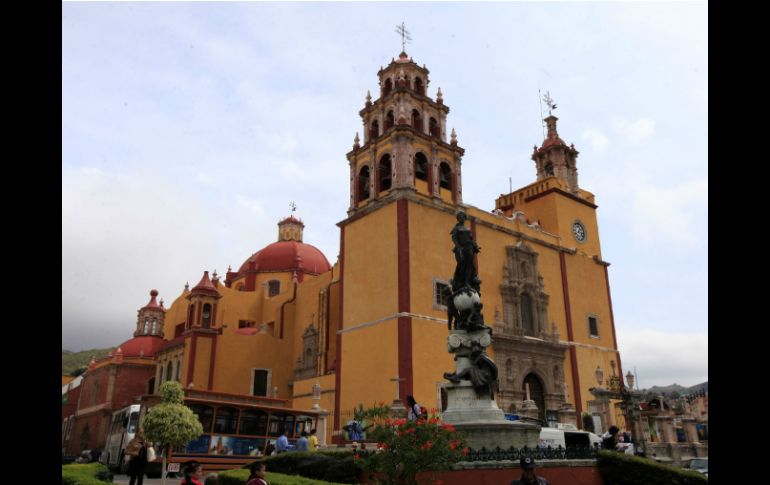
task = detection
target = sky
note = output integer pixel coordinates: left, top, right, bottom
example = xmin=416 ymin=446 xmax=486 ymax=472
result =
xmin=62 ymin=1 xmax=707 ymax=389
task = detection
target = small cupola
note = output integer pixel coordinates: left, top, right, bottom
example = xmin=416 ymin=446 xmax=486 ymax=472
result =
xmin=134 ymin=289 xmax=166 ymax=338
xmin=278 ymin=216 xmax=305 ymax=242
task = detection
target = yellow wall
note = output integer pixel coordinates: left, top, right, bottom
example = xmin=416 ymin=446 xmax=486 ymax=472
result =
xmin=342 ymin=203 xmax=398 ymax=326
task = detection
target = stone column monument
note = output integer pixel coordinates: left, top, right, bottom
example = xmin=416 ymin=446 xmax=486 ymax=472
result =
xmin=441 ymin=211 xmax=540 ymax=450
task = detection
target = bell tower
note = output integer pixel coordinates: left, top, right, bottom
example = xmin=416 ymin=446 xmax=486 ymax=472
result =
xmin=532 ymin=115 xmax=580 ymax=194
xmin=346 ymin=51 xmax=465 ymax=213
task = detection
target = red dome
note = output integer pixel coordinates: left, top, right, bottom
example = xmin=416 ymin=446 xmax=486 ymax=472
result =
xmin=115 ymin=336 xmax=165 ymax=358
xmin=238 ymin=240 xmax=331 ymax=275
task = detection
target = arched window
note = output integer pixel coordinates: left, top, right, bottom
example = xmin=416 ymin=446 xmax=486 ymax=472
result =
xmin=187 ymin=304 xmax=195 ymax=329
xmin=439 ymin=162 xmax=452 ymax=190
xmin=521 ymin=293 xmax=535 ymax=336
xmin=370 ymin=119 xmax=379 ymax=139
xmin=202 ymin=303 xmax=212 ymax=328
xmin=158 ymin=365 xmax=164 ymax=383
xmin=544 ymin=162 xmax=554 ymax=176
xmin=414 ymin=77 xmax=424 ymax=95
xmin=414 ymin=152 xmax=429 ymax=182
xmin=176 ymin=359 xmax=181 ymax=381
xmin=143 ymin=318 xmax=150 ymax=335
xmin=147 ymin=377 xmax=155 ymax=395
xmin=357 ymin=166 xmax=371 ymax=203
xmin=385 ymin=110 xmax=394 ymax=131
xmin=214 ymin=407 xmax=239 ymax=434
xmin=429 ymin=117 xmax=440 ymax=138
xmin=523 ymin=374 xmax=546 ymax=423
xmin=268 ymin=280 xmax=280 ymax=297
xmin=190 ymin=404 xmax=214 ymax=433
xmin=166 ymin=361 xmax=173 ymax=383
xmin=383 ymin=78 xmax=393 ymax=97
xmin=151 ymin=318 xmax=158 ymax=335
xmin=378 ymin=154 xmax=392 ymax=192
xmin=411 ymin=109 xmax=422 ymax=131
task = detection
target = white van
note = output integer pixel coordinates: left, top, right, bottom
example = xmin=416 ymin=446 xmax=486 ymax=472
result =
xmin=538 ymin=425 xmax=602 ymax=450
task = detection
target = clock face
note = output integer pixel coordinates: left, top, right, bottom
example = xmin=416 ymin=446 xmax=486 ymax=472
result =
xmin=572 ymin=222 xmax=587 ymax=242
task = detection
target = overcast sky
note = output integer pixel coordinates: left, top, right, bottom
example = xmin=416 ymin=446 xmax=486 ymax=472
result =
xmin=62 ymin=1 xmax=707 ymax=389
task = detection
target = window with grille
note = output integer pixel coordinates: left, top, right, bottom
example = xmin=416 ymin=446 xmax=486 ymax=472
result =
xmin=268 ymin=280 xmax=280 ymax=297
xmin=434 ymin=281 xmax=451 ymax=308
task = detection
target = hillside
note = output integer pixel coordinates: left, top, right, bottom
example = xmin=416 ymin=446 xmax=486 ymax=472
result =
xmin=641 ymin=381 xmax=708 ymax=399
xmin=62 ymin=347 xmax=115 ymax=375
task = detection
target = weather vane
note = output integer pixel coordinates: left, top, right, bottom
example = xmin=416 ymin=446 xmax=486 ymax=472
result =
xmin=542 ymin=91 xmax=557 ymax=116
xmin=395 ymin=22 xmax=412 ymax=53
xmin=289 ymin=201 xmax=297 ymax=214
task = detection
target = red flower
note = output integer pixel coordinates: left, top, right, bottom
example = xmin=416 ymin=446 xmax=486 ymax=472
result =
xmin=450 ymin=441 xmax=458 ymax=450
xmin=462 ymin=447 xmax=469 ymax=456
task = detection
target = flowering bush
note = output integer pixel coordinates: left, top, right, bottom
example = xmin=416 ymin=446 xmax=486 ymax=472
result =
xmin=362 ymin=410 xmax=468 ymax=485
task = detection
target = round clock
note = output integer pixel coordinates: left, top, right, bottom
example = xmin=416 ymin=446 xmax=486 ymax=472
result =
xmin=572 ymin=221 xmax=587 ymax=242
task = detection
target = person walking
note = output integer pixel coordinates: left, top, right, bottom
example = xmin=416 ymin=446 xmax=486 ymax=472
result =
xmin=510 ymin=456 xmax=551 ymax=485
xmin=125 ymin=428 xmax=149 ymax=485
xmin=406 ymin=395 xmax=423 ymax=421
xmin=180 ymin=461 xmax=204 ymax=485
xmin=296 ymin=431 xmax=309 ymax=451
xmin=308 ymin=428 xmax=319 ymax=452
xmin=601 ymin=425 xmax=620 ymax=451
xmin=275 ymin=429 xmax=289 ymax=453
xmin=246 ymin=462 xmax=270 ymax=485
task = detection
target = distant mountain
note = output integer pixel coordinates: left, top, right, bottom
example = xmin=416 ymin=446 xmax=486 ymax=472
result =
xmin=62 ymin=347 xmax=115 ymax=376
xmin=640 ymin=381 xmax=708 ymax=399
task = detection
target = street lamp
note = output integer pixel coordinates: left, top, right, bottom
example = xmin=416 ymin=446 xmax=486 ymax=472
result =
xmin=625 ymin=371 xmax=635 ymax=390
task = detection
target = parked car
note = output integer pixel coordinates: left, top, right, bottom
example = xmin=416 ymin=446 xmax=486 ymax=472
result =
xmin=685 ymin=457 xmax=708 ymax=476
xmin=539 ymin=426 xmax=602 ymax=450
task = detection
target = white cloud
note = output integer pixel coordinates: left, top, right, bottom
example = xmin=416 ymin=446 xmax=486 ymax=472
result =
xmin=616 ymin=328 xmax=708 ymax=389
xmin=630 ymin=178 xmax=707 ymax=246
xmin=611 ymin=117 xmax=656 ymax=143
xmin=235 ymin=194 xmax=265 ymax=217
xmin=581 ymin=128 xmax=609 ymax=152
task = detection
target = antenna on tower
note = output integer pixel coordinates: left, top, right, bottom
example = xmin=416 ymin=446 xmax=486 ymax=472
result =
xmin=538 ymin=88 xmax=546 ymax=140
xmin=289 ymin=201 xmax=297 ymax=215
xmin=395 ymin=22 xmax=412 ymax=53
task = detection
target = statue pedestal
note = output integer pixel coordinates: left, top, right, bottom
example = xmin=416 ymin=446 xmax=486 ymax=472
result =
xmin=442 ymin=381 xmax=540 ymax=450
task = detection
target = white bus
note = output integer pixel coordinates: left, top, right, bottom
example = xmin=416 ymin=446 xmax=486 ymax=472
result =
xmin=101 ymin=404 xmax=141 ymax=472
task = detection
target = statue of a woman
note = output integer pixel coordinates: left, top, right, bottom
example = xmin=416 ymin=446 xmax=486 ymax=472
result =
xmin=450 ymin=211 xmax=480 ymax=291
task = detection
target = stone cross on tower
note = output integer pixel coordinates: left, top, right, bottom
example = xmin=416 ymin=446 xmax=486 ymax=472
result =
xmin=395 ymin=22 xmax=411 ymax=53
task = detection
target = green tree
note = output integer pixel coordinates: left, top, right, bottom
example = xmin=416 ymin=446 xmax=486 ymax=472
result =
xmin=141 ymin=381 xmax=203 ymax=485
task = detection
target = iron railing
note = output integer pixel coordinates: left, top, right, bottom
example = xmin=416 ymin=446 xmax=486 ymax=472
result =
xmin=465 ymin=444 xmax=599 ymax=462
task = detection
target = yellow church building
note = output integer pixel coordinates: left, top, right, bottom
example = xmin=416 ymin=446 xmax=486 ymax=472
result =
xmin=140 ymin=50 xmax=625 ymax=447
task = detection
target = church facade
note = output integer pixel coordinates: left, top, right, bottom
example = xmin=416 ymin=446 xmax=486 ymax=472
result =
xmin=64 ymin=50 xmax=626 ymax=453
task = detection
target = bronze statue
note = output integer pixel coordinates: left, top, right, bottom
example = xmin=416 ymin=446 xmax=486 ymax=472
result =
xmin=450 ymin=211 xmax=481 ymax=292
xmin=443 ymin=348 xmax=499 ymax=399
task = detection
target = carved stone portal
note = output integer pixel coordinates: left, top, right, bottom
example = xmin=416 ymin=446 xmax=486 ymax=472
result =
xmin=495 ymin=239 xmax=570 ymax=423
